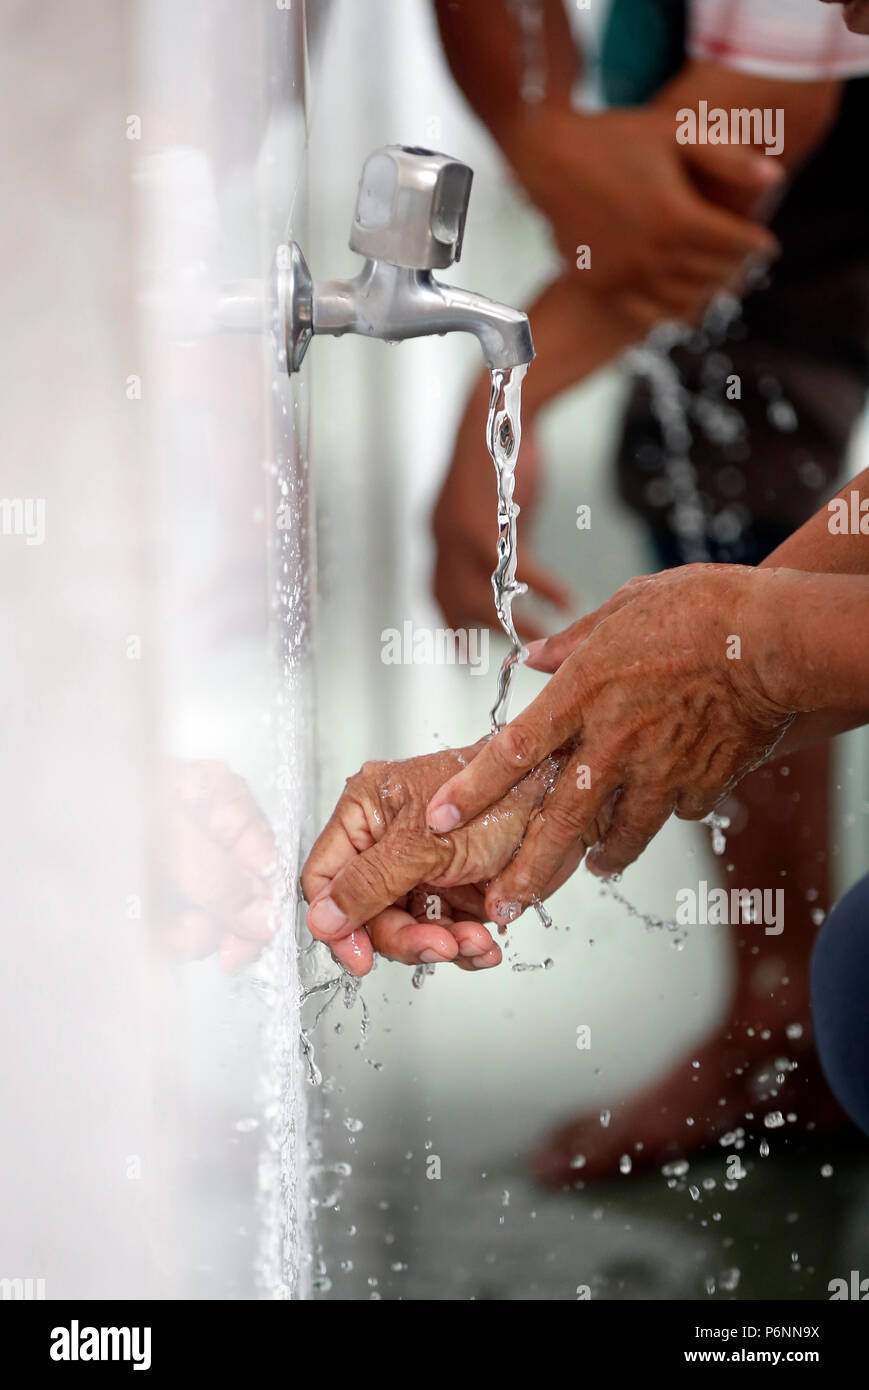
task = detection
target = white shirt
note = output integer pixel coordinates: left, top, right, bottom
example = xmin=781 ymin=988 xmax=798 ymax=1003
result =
xmin=689 ymin=0 xmax=869 ymax=79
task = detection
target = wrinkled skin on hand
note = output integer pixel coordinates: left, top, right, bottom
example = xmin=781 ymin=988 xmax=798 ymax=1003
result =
xmin=302 ymin=745 xmax=577 ymax=976
xmin=427 ymin=566 xmax=796 ymax=922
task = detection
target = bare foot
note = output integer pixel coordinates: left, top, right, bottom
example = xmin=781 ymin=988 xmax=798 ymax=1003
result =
xmin=530 ymin=1015 xmax=852 ymax=1185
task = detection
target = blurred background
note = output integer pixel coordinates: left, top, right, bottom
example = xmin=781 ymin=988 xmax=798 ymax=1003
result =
xmin=0 ymin=0 xmax=866 ymax=1302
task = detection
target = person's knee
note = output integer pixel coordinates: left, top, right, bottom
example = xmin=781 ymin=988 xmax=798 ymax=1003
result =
xmin=811 ymin=873 xmax=869 ymax=1137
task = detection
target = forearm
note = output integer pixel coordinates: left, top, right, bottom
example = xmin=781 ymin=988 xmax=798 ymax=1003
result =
xmin=760 ymin=469 xmax=869 ymax=576
xmin=432 ymin=0 xmax=578 ymax=151
xmin=746 ymin=568 xmax=869 ymax=714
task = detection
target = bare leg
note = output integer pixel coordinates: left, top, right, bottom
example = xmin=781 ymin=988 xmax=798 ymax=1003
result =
xmin=531 ymin=744 xmax=850 ymax=1184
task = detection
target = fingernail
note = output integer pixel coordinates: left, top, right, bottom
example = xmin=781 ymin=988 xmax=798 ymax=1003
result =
xmin=237 ymin=898 xmax=276 ymax=940
xmin=471 ymin=954 xmax=498 ymax=969
xmin=419 ymin=949 xmax=447 ymax=963
xmin=307 ymin=896 xmax=348 ymax=938
xmin=428 ymin=803 xmax=461 ymax=833
xmin=459 ymin=940 xmax=485 ymax=958
xmin=524 ymin=639 xmax=545 ymax=662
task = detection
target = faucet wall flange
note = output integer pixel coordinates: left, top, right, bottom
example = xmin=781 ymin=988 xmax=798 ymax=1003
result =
xmin=277 ymin=241 xmax=314 ymax=372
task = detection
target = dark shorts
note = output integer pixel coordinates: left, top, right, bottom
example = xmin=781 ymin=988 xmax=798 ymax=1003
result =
xmin=649 ymin=519 xmax=793 ymax=571
xmin=811 ymin=873 xmax=869 ymax=1139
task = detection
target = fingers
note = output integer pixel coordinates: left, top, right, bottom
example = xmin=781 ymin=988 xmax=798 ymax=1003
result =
xmin=343 ymin=910 xmax=500 ymax=974
xmin=449 ymin=920 xmax=502 ymax=972
xmin=426 ymin=662 xmax=587 ymax=831
xmin=200 ymin=774 xmax=276 ymax=881
xmin=369 ymin=908 xmax=497 ymax=969
xmin=524 ymin=582 xmax=646 ymax=672
xmin=168 ymin=811 xmax=276 ymax=943
xmin=682 ymin=141 xmax=784 ymax=193
xmin=676 ymin=193 xmax=779 ymax=262
xmin=674 ymin=786 xmax=724 ymax=822
xmin=585 ymin=785 xmax=673 ymax=879
xmin=306 ymin=825 xmax=450 ymax=943
xmin=669 ymin=249 xmax=753 ymax=290
xmin=368 ymin=908 xmax=459 ymax=966
xmin=301 ymin=794 xmax=377 ymax=906
xmin=485 ymin=761 xmax=620 ymax=922
xmin=328 ymin=928 xmax=374 ymax=977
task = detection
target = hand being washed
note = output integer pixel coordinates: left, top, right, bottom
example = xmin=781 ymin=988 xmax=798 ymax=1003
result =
xmin=425 ymin=566 xmax=797 ymax=921
xmin=302 ymin=745 xmax=577 ymax=977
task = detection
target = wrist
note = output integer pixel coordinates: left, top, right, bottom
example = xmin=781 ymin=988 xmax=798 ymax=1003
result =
xmin=740 ymin=568 xmax=816 ymax=713
xmin=500 ymin=104 xmax=587 ymax=195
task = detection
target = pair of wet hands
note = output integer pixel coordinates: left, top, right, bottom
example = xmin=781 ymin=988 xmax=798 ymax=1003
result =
xmin=163 ymin=567 xmax=793 ymax=978
xmin=302 ymin=566 xmax=793 ymax=976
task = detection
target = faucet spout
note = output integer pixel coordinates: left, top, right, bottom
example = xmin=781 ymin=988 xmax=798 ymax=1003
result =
xmin=312 ymin=261 xmax=533 ymax=371
xmin=279 ymin=146 xmax=535 ymax=374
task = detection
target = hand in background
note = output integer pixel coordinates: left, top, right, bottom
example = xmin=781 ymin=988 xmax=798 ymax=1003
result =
xmin=505 ymin=107 xmax=780 ymax=325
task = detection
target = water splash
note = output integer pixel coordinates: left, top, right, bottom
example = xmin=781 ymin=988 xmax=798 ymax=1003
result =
xmin=511 ymin=956 xmax=554 ymax=973
xmin=703 ymin=810 xmax=730 ymax=856
xmin=595 ymin=873 xmax=687 ymax=946
xmin=627 ymin=331 xmax=710 ymax=564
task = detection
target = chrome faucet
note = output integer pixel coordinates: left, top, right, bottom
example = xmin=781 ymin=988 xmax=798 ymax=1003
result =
xmin=280 ymin=145 xmax=535 ymax=373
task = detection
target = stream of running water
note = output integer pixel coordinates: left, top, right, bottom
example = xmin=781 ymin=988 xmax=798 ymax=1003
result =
xmin=484 ymin=363 xmax=555 ymax=934
xmin=486 ymin=363 xmax=529 ymax=732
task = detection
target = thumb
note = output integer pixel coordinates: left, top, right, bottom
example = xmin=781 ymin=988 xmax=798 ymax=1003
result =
xmin=524 ymin=620 xmax=590 ymax=673
xmin=683 ymin=142 xmax=784 ymax=191
xmin=524 ymin=583 xmax=643 ymax=672
xmin=306 ymin=823 xmax=448 ymax=941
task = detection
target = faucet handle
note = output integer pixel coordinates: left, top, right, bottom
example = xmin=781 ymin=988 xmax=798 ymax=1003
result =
xmin=349 ymin=145 xmax=473 ymax=271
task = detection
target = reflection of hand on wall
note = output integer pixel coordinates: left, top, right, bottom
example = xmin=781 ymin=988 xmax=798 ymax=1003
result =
xmin=158 ymin=759 xmax=277 ymax=973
